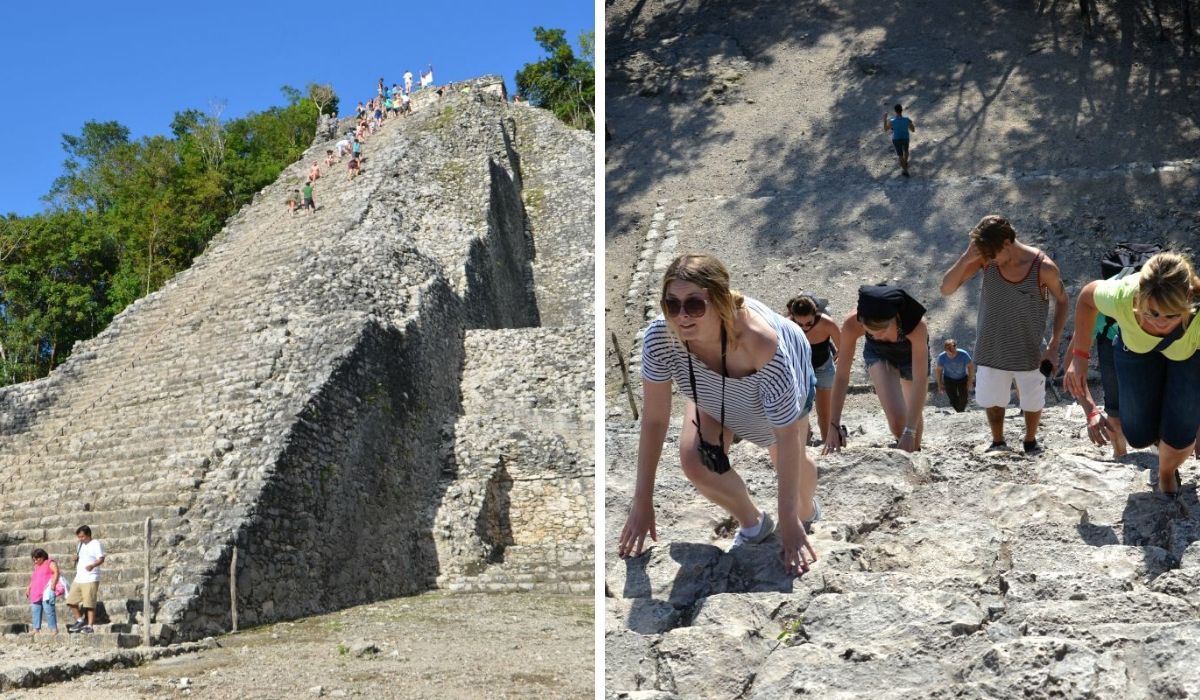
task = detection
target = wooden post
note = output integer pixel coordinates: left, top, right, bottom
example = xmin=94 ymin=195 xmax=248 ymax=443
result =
xmin=610 ymin=331 xmax=639 ymax=420
xmin=143 ymin=517 xmax=151 ymax=648
xmin=230 ymin=546 xmax=238 ymax=633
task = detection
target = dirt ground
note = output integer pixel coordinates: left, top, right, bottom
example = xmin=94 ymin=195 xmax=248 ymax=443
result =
xmin=4 ymin=592 xmax=593 ymax=699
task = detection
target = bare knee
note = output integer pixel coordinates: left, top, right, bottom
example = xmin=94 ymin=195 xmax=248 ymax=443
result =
xmin=679 ymin=446 xmax=714 ymax=485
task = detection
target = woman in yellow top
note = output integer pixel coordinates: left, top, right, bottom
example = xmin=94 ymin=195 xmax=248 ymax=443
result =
xmin=1064 ymin=252 xmax=1200 ymax=497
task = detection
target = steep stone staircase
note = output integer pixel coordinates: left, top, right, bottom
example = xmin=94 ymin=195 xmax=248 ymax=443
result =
xmin=0 ymin=75 xmax=593 ymax=645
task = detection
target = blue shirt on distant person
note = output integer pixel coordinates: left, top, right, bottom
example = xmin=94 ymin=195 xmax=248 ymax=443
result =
xmin=890 ymin=115 xmax=913 ymax=140
xmin=937 ymin=350 xmax=972 ymax=380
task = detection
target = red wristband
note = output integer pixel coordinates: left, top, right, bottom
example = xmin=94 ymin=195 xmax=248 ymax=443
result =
xmin=1087 ymin=409 xmax=1102 ymax=421
xmin=1071 ymin=347 xmax=1090 ymax=361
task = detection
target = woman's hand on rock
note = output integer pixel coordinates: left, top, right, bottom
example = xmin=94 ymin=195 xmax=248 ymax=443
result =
xmin=1086 ymin=411 xmax=1111 ymax=447
xmin=618 ymin=498 xmax=657 ymax=559
xmin=778 ymin=517 xmax=816 ymax=577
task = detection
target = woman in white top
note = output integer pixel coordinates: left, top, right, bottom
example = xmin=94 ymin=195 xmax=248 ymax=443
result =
xmin=618 ymin=254 xmax=819 ymax=576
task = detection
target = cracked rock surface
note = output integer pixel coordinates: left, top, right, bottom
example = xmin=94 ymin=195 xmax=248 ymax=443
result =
xmin=606 ymin=396 xmax=1200 ymax=698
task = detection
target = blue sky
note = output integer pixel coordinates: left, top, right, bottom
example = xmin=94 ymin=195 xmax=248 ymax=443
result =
xmin=0 ymin=1 xmax=595 ymax=217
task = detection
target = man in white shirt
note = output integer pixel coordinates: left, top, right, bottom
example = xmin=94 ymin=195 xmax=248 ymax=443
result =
xmin=66 ymin=525 xmax=105 ymax=634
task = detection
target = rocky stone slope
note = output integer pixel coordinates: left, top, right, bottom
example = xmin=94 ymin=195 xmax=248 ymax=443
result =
xmin=605 ymin=0 xmax=1200 ymax=696
xmin=0 ymin=74 xmax=593 ymax=645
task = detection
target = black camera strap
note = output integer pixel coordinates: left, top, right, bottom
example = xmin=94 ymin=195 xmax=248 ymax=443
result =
xmin=685 ymin=326 xmax=726 ymax=450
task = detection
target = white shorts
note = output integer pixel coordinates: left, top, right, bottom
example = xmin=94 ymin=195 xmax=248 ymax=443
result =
xmin=974 ymin=366 xmax=1046 ymax=412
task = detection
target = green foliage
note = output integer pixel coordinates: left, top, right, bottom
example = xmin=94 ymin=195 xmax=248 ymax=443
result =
xmin=0 ymin=88 xmax=327 ymax=387
xmin=516 ymin=27 xmax=595 ymax=131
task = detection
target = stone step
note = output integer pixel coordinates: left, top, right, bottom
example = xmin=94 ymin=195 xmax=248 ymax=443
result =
xmin=0 ymin=578 xmax=150 ymax=608
xmin=0 ymin=522 xmax=185 ymax=561
xmin=0 ymin=505 xmax=187 ymax=536
xmin=0 ymin=468 xmax=202 ymax=504
xmin=1 ymin=621 xmax=170 ymax=647
xmin=0 ymin=564 xmax=149 ymax=590
xmin=0 ymin=596 xmax=146 ymax=626
xmin=0 ymin=489 xmax=188 ymax=520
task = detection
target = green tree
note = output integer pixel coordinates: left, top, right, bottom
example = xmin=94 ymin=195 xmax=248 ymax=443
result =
xmin=1 ymin=86 xmax=322 ymax=387
xmin=516 ymin=26 xmax=595 ymax=131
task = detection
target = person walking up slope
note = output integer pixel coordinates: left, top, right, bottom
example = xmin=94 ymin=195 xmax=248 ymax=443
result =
xmin=884 ymin=104 xmax=916 ymax=177
xmin=940 ymin=215 xmax=1069 ymax=454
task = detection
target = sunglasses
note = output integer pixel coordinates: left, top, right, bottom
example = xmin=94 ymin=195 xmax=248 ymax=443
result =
xmin=1138 ymin=308 xmax=1183 ymax=320
xmin=663 ymin=296 xmax=708 ymax=318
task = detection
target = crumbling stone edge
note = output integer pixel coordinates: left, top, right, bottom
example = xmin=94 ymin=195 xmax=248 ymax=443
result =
xmin=0 ymin=639 xmax=216 ymax=692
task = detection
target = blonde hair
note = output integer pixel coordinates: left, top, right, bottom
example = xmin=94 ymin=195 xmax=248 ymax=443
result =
xmin=862 ymin=315 xmax=894 ymax=333
xmin=660 ymin=254 xmax=745 ymax=348
xmin=1136 ymin=251 xmax=1199 ymax=317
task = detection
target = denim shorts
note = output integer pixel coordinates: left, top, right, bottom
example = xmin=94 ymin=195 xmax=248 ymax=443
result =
xmin=813 ymin=356 xmax=835 ymax=390
xmin=863 ymin=339 xmax=928 ymax=381
xmin=1112 ymin=332 xmax=1200 ymax=449
xmin=1096 ymin=334 xmax=1119 ymax=416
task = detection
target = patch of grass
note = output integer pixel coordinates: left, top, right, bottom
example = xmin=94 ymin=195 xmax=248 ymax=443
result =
xmin=435 ymin=161 xmax=468 ymax=188
xmin=337 ymin=643 xmax=350 ymax=656
xmin=430 ymin=105 xmax=455 ymax=131
xmin=777 ymin=617 xmax=804 ymax=642
xmin=510 ymin=672 xmax=558 ymax=687
xmin=522 ymin=186 xmax=545 ymax=214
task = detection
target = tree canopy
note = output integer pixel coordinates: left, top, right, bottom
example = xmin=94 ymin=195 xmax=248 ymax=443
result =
xmin=516 ymin=27 xmax=595 ymax=131
xmin=0 ymin=84 xmax=332 ymax=386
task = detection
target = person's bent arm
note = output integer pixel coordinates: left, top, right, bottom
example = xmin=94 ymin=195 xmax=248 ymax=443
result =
xmin=824 ymin=312 xmax=862 ymax=454
xmin=49 ymin=561 xmax=59 ymax=588
xmin=618 ymin=379 xmax=672 ymax=558
xmin=940 ymin=242 xmax=984 ymax=296
xmin=900 ymin=320 xmax=930 ymax=451
xmin=773 ymin=420 xmax=817 ymax=575
xmin=1063 ymin=281 xmax=1101 ymax=406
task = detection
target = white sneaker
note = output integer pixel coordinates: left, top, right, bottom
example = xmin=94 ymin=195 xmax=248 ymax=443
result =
xmin=732 ymin=512 xmax=776 ymax=548
xmin=803 ymin=498 xmax=822 ymax=533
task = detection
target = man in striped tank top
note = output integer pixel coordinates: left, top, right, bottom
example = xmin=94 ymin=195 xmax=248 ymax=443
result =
xmin=941 ymin=215 xmax=1070 ymax=453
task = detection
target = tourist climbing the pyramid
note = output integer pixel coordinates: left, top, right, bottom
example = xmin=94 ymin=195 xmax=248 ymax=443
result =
xmin=824 ymin=284 xmax=930 ymax=453
xmin=935 ymin=339 xmax=974 ymax=413
xmin=618 ymin=254 xmax=820 ymax=577
xmin=301 ymin=181 xmax=315 ymax=214
xmin=940 ymin=214 xmax=1069 ymax=454
xmin=884 ymin=103 xmax=916 ymax=177
xmin=785 ymin=292 xmax=840 ymax=445
xmin=404 ymin=69 xmax=414 ymax=95
xmin=1064 ymin=251 xmax=1200 ymax=499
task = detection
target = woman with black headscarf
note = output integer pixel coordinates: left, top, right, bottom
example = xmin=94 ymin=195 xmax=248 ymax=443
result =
xmin=824 ymin=284 xmax=930 ymax=453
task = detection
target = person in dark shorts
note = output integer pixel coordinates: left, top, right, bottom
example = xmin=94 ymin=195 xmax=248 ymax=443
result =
xmin=884 ymin=104 xmax=916 ymax=177
xmin=786 ymin=293 xmax=841 ymax=444
xmin=825 ymin=284 xmax=930 ymax=453
xmin=936 ymin=339 xmax=974 ymax=412
xmin=301 ymin=183 xmax=315 ymax=214
xmin=1065 ymin=252 xmax=1200 ymax=498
